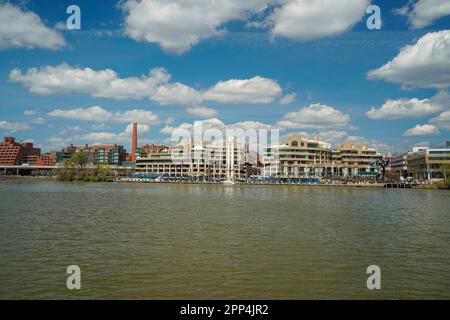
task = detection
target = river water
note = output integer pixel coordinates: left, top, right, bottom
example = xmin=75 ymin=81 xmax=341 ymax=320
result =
xmin=0 ymin=180 xmax=449 ymax=299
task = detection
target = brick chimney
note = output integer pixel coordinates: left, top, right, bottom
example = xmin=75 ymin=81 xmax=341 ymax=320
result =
xmin=131 ymin=123 xmax=137 ymax=162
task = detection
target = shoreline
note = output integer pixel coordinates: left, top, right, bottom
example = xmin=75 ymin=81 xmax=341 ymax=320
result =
xmin=2 ymin=175 xmax=448 ymax=190
xmin=0 ymin=175 xmax=395 ymax=188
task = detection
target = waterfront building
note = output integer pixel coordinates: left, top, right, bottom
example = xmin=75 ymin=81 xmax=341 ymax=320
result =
xmin=141 ymin=144 xmax=168 ymax=156
xmin=0 ymin=136 xmax=48 ymax=166
xmin=135 ymin=138 xmax=247 ymax=181
xmin=262 ymin=135 xmax=333 ymax=177
xmin=56 ymin=144 xmax=126 ymax=166
xmin=332 ymin=142 xmax=382 ymax=177
xmin=91 ymin=145 xmax=127 ymax=166
xmin=406 ymin=147 xmax=450 ymax=180
xmin=262 ymin=135 xmax=382 ymax=178
xmin=390 ymin=153 xmax=409 ymax=178
xmin=35 ymin=153 xmax=57 ymax=166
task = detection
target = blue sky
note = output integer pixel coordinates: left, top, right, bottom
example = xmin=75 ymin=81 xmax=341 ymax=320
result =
xmin=0 ymin=0 xmax=449 ymax=152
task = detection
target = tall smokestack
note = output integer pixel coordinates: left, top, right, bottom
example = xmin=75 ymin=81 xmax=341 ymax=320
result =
xmin=131 ymin=123 xmax=137 ymax=162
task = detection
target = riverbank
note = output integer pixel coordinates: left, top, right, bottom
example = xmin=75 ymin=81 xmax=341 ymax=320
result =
xmin=117 ymin=179 xmax=385 ymax=188
xmin=3 ymin=175 xmax=449 ymax=189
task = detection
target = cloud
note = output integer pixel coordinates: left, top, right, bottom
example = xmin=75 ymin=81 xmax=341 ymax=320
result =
xmin=24 ymin=109 xmax=38 ymax=116
xmin=314 ymin=130 xmax=349 ymax=145
xmin=430 ymin=110 xmax=450 ymax=130
xmin=9 ymin=64 xmax=170 ymax=99
xmin=160 ymin=118 xmax=272 ymax=135
xmin=366 ymin=92 xmax=449 ymax=119
xmin=10 ymin=64 xmax=285 ymax=108
xmin=0 ymin=120 xmax=30 ymax=132
xmin=280 ymin=93 xmax=297 ymax=105
xmin=367 ymin=30 xmax=450 ymax=89
xmin=152 ymin=82 xmax=202 ymax=106
xmin=0 ymin=3 xmax=65 ymax=50
xmin=32 ymin=117 xmax=46 ymax=125
xmin=47 ymin=106 xmax=160 ymax=125
xmin=404 ymin=124 xmax=439 ymax=136
xmin=276 ymin=103 xmax=352 ymax=129
xmin=186 ymin=106 xmax=218 ymax=118
xmin=227 ymin=120 xmax=273 ymax=131
xmin=203 ymin=76 xmax=282 ymax=104
xmin=76 ymin=123 xmax=150 ymax=145
xmin=46 ymin=136 xmax=73 ymax=150
xmin=267 ymin=0 xmax=369 ymax=42
xmin=121 ymin=0 xmax=270 ymax=54
xmin=396 ymin=0 xmax=450 ymax=29
xmin=60 ymin=126 xmax=84 ymax=135
xmin=120 ymin=0 xmax=373 ymax=53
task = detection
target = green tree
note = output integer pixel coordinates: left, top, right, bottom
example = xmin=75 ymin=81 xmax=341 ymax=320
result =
xmin=70 ymin=151 xmax=90 ymax=169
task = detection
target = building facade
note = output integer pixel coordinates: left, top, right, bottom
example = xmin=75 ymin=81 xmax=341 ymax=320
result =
xmin=332 ymin=142 xmax=381 ymax=177
xmin=135 ymin=138 xmax=247 ymax=181
xmin=56 ymin=144 xmax=127 ymax=166
xmin=262 ymin=135 xmax=382 ymax=178
xmin=407 ymin=147 xmax=450 ymax=180
xmin=0 ymin=137 xmax=50 ymax=166
xmin=263 ymin=135 xmax=333 ymax=177
xmin=141 ymin=144 xmax=168 ymax=156
xmin=390 ymin=153 xmax=409 ymax=177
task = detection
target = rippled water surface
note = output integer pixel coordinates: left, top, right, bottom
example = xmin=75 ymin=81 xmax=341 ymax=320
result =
xmin=0 ymin=180 xmax=449 ymax=299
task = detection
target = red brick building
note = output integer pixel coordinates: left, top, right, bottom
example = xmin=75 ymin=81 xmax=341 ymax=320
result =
xmin=0 ymin=137 xmax=23 ymax=165
xmin=35 ymin=153 xmax=57 ymax=166
xmin=141 ymin=144 xmax=168 ymax=156
xmin=0 ymin=136 xmax=54 ymax=166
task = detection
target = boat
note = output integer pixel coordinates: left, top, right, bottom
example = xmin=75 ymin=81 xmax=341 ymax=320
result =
xmin=222 ymin=180 xmax=235 ymax=185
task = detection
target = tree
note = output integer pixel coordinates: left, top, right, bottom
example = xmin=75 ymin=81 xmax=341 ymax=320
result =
xmin=70 ymin=151 xmax=90 ymax=169
xmin=370 ymin=157 xmax=390 ymax=180
xmin=440 ymin=164 xmax=450 ymax=181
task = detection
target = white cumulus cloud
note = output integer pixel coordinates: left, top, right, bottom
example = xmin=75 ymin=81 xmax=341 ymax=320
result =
xmin=10 ymin=64 xmax=285 ymax=109
xmin=276 ymin=103 xmax=352 ymax=129
xmin=9 ymin=64 xmax=170 ymax=99
xmin=121 ymin=0 xmax=271 ymax=54
xmin=47 ymin=106 xmax=160 ymax=125
xmin=404 ymin=124 xmax=439 ymax=136
xmin=203 ymin=76 xmax=282 ymax=104
xmin=396 ymin=0 xmax=450 ymax=29
xmin=0 ymin=120 xmax=30 ymax=132
xmin=366 ymin=92 xmax=449 ymax=120
xmin=76 ymin=123 xmax=150 ymax=145
xmin=186 ymin=106 xmax=218 ymax=118
xmin=280 ymin=92 xmax=297 ymax=105
xmin=267 ymin=0 xmax=369 ymax=42
xmin=0 ymin=3 xmax=65 ymax=50
xmin=160 ymin=118 xmax=272 ymax=135
xmin=430 ymin=110 xmax=450 ymax=130
xmin=367 ymin=30 xmax=450 ymax=89
xmin=152 ymin=82 xmax=202 ymax=106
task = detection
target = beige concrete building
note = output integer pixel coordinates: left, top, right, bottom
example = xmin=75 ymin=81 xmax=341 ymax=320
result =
xmin=263 ymin=135 xmax=382 ymax=178
xmin=135 ymin=138 xmax=247 ymax=181
xmin=332 ymin=142 xmax=382 ymax=177
xmin=407 ymin=147 xmax=450 ymax=180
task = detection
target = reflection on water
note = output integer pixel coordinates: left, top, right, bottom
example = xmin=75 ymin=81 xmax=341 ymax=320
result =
xmin=0 ymin=180 xmax=449 ymax=299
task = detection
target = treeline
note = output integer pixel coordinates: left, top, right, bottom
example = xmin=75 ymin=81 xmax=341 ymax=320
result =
xmin=55 ymin=151 xmax=117 ymax=182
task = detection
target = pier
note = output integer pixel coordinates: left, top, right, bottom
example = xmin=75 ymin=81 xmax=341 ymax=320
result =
xmin=383 ymin=182 xmax=415 ymax=189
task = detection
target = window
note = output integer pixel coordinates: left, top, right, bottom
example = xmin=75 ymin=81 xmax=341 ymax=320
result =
xmin=291 ymin=141 xmax=298 ymax=147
